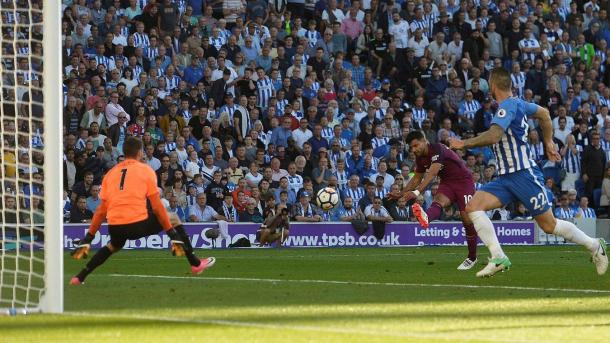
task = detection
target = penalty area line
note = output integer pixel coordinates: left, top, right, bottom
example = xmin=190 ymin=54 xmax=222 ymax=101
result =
xmin=64 ymin=311 xmax=544 ymax=343
xmin=106 ymin=273 xmax=610 ymax=294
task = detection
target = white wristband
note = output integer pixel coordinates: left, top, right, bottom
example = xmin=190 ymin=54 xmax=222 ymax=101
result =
xmin=412 ymin=190 xmax=420 ymax=197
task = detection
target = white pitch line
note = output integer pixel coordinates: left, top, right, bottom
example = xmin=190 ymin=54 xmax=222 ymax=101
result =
xmin=106 ymin=273 xmax=610 ymax=294
xmin=64 ymin=311 xmax=548 ymax=343
xmin=109 ymin=249 xmax=584 ymax=261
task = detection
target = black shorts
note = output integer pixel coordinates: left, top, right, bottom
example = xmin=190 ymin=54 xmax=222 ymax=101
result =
xmin=108 ymin=214 xmax=163 ymax=248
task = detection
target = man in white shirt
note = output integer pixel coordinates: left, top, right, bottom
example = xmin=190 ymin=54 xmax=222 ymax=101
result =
xmin=364 ymin=196 xmax=394 ymax=239
xmin=369 ymin=160 xmax=395 ymax=189
xmin=189 ymin=194 xmax=226 ymax=222
xmin=554 ymin=116 xmax=571 ymax=144
xmin=428 ymin=32 xmax=447 ymax=65
xmin=389 ymin=11 xmax=410 ymax=53
xmin=408 ymin=28 xmax=430 ymax=58
xmin=144 ymin=144 xmax=161 ymax=171
xmin=552 ymin=107 xmax=575 ymax=131
xmin=292 ymin=117 xmax=313 ymax=149
xmin=447 ymin=32 xmax=463 ymax=64
xmin=321 ymin=0 xmax=345 ymax=24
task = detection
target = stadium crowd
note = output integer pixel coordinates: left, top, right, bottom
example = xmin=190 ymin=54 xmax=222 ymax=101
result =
xmin=10 ymin=0 xmax=610 ymax=224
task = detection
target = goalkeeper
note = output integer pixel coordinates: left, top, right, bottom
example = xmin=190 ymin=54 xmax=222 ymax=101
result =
xmin=70 ymin=137 xmax=215 ymax=285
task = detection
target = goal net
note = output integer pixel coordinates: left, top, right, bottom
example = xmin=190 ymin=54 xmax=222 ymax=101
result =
xmin=0 ymin=0 xmax=62 ymax=314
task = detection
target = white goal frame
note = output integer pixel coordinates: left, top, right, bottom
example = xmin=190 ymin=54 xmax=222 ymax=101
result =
xmin=39 ymin=0 xmax=63 ymax=314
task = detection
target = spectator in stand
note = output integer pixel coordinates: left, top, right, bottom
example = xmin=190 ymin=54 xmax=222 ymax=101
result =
xmin=582 ymin=132 xmax=607 ymax=204
xmin=69 ymin=196 xmax=93 ymax=223
xmin=55 ymin=0 xmax=610 ymax=223
xmin=555 ymin=193 xmax=578 ymax=219
xmin=577 ymin=197 xmax=597 ymax=218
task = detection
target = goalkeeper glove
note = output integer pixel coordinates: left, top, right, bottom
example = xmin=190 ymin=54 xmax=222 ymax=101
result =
xmin=71 ymin=232 xmax=94 ymax=260
xmin=167 ymin=229 xmax=186 ymax=257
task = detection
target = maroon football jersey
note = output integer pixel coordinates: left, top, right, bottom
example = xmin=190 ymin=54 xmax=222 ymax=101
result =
xmin=415 ymin=143 xmax=473 ymax=181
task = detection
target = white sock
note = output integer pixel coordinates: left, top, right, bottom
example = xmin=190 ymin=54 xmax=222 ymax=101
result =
xmin=469 ymin=211 xmax=506 ymax=259
xmin=553 ymin=219 xmax=598 ymax=253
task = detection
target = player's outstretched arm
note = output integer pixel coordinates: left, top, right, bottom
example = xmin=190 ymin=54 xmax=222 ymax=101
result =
xmin=449 ymin=125 xmax=504 ymax=150
xmin=87 ymin=199 xmax=108 ymax=236
xmin=413 ymin=163 xmax=442 ymax=195
xmin=531 ymin=106 xmax=561 ymax=162
xmin=402 ymin=172 xmax=424 ymax=193
xmin=71 ymin=200 xmax=109 ymax=260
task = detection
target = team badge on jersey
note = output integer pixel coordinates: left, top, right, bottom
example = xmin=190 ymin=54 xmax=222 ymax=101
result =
xmin=497 ymin=109 xmax=506 ymax=118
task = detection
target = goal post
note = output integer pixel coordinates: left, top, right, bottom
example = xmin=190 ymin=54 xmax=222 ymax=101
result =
xmin=41 ymin=0 xmax=63 ymax=314
xmin=0 ymin=0 xmax=63 ymax=314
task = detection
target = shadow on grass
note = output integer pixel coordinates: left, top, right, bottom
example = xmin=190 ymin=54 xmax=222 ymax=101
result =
xmin=3 ymin=308 xmax=610 ymax=333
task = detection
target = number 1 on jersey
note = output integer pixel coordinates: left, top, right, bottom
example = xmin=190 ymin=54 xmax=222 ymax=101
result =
xmin=119 ymin=168 xmax=127 ymax=190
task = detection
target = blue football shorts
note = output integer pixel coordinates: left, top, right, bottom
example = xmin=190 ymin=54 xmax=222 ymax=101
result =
xmin=480 ymin=166 xmax=553 ymax=217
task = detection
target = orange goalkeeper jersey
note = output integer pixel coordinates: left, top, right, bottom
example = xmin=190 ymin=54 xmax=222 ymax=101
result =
xmin=99 ymin=159 xmax=159 ymax=225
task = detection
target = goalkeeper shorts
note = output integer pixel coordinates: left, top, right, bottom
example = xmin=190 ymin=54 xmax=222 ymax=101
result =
xmin=108 ymin=213 xmax=163 ymax=249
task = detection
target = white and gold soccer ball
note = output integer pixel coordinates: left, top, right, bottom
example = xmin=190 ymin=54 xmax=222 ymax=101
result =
xmin=316 ymin=187 xmax=339 ymax=211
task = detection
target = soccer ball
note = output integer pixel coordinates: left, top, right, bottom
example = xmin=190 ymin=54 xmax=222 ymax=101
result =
xmin=316 ymin=187 xmax=339 ymax=211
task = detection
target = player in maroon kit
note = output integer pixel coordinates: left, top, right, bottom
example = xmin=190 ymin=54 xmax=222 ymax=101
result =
xmin=401 ymin=131 xmax=478 ymax=270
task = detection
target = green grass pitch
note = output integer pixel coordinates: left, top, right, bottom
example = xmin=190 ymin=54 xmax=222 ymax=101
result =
xmin=2 ymin=245 xmax=610 ymax=342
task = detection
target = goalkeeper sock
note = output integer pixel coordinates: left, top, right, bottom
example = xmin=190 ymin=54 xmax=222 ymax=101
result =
xmin=175 ymin=225 xmax=200 ymax=266
xmin=553 ymin=219 xmax=598 ymax=253
xmin=464 ymin=223 xmax=478 ymax=261
xmin=468 ymin=211 xmax=505 ymax=259
xmin=76 ymin=246 xmax=113 ymax=282
xmin=425 ymin=202 xmax=443 ymax=222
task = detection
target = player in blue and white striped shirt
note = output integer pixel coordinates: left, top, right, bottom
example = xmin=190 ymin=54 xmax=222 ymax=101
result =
xmin=449 ymin=67 xmax=607 ymax=277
